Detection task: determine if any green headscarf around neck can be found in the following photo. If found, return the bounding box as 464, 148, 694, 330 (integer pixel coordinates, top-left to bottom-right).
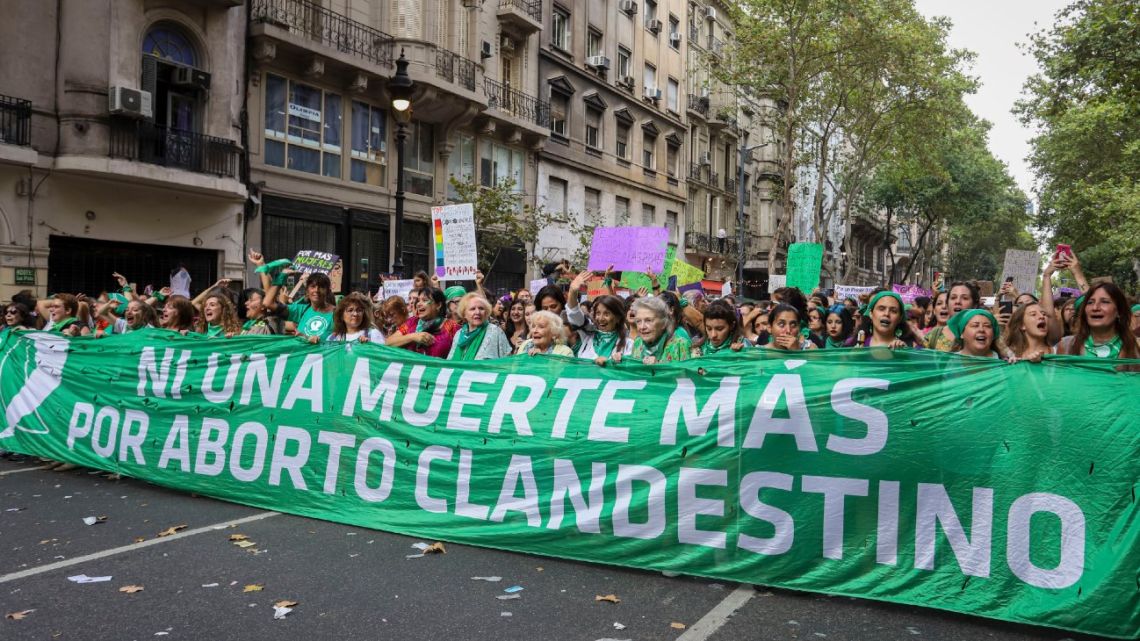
947, 308, 1000, 342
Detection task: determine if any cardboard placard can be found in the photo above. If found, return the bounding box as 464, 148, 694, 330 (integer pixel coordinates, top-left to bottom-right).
293, 250, 340, 274
835, 285, 876, 301
528, 278, 548, 297
785, 243, 824, 294
381, 279, 415, 302
1000, 249, 1040, 295
587, 227, 669, 272
768, 274, 786, 291
430, 203, 479, 280
891, 284, 933, 304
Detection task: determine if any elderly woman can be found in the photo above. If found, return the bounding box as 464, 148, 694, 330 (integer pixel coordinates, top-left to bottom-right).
515, 310, 574, 356
630, 296, 692, 364
449, 293, 513, 360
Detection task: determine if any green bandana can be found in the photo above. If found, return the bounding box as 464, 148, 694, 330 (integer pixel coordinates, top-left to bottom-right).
640, 333, 668, 360
416, 316, 444, 334
703, 337, 733, 354
867, 291, 905, 316
591, 330, 620, 357
256, 259, 294, 287
110, 293, 129, 315
826, 336, 848, 349
205, 324, 225, 339
947, 308, 1000, 342
444, 286, 467, 302
452, 323, 487, 360
52, 317, 78, 333
1084, 334, 1122, 359
1131, 304, 1140, 314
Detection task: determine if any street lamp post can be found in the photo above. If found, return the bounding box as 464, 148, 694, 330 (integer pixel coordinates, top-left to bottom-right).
388, 50, 414, 277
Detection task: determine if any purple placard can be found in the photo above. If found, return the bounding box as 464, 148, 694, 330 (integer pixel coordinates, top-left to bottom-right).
891, 284, 933, 304
587, 226, 669, 272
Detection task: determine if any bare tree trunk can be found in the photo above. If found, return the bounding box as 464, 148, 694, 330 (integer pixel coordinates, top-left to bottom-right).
900, 213, 934, 284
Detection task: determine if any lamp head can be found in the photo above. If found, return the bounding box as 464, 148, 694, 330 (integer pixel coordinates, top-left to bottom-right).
389, 49, 414, 113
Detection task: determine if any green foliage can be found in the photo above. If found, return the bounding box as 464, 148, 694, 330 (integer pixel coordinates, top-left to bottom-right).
448, 176, 553, 274
1015, 0, 1140, 290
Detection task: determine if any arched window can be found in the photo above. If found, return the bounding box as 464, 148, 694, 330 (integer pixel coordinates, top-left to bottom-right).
142, 24, 198, 67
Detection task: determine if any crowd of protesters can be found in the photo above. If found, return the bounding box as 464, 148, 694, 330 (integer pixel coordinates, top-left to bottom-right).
4, 247, 1139, 368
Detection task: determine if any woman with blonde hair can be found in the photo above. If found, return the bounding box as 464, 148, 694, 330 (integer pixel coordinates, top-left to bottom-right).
449, 293, 513, 360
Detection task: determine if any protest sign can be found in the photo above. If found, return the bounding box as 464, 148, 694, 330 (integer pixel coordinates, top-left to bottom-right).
381, 279, 414, 302
768, 274, 786, 291
292, 250, 339, 274
528, 278, 547, 297
587, 227, 669, 272
618, 272, 653, 292
835, 285, 875, 302
430, 203, 479, 280
1000, 249, 1040, 295
786, 243, 824, 294
670, 260, 704, 286
585, 276, 609, 299
2, 332, 1137, 639
891, 284, 933, 304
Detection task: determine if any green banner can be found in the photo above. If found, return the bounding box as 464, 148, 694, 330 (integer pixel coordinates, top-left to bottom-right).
2, 330, 1137, 639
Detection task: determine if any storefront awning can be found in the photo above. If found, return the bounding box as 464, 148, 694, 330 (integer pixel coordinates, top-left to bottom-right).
701, 279, 723, 293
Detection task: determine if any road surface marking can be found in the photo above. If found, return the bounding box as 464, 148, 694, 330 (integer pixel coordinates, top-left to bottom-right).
0, 464, 52, 476
0, 511, 281, 584
676, 584, 756, 641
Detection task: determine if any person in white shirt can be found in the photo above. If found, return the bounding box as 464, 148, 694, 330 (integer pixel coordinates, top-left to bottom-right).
317, 292, 385, 344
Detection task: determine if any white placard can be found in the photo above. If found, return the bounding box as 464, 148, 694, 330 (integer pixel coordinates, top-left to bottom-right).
381, 279, 414, 302
430, 203, 479, 281
1000, 249, 1040, 295
768, 274, 786, 291
528, 278, 547, 296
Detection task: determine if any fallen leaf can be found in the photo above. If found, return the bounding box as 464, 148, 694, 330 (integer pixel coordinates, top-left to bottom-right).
233, 540, 257, 548
243, 584, 264, 593
157, 524, 187, 537
229, 534, 248, 541
133, 537, 146, 543
425, 542, 446, 554
671, 622, 687, 630
5, 610, 35, 620
273, 600, 298, 608
273, 606, 293, 620
119, 585, 145, 594
595, 594, 621, 603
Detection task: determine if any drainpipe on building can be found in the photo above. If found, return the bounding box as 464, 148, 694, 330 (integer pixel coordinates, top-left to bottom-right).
239, 2, 255, 284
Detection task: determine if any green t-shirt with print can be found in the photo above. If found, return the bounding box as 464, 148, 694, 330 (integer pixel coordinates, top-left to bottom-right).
288, 301, 334, 339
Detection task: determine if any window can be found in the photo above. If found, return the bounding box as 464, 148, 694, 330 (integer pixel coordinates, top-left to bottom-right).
263, 74, 342, 178
642, 204, 656, 227
405, 120, 434, 197
615, 196, 631, 225
550, 92, 568, 137
667, 78, 679, 113
616, 122, 630, 160
666, 210, 678, 243
548, 177, 568, 220
446, 133, 475, 200
617, 46, 631, 80
143, 25, 198, 66
643, 63, 657, 95
552, 6, 571, 51
669, 16, 680, 48
350, 101, 386, 186
585, 107, 602, 150
479, 140, 525, 192
666, 141, 679, 177
587, 29, 602, 58
645, 0, 658, 23
642, 131, 656, 170
585, 187, 602, 218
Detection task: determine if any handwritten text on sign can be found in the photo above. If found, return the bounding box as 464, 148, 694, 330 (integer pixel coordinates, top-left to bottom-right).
587, 227, 669, 272
430, 203, 479, 281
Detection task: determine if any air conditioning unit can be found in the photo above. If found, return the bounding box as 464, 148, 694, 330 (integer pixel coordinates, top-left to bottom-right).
669, 32, 682, 45
586, 55, 611, 70
699, 151, 712, 165
481, 40, 493, 59
173, 66, 211, 91
618, 75, 635, 88
618, 0, 637, 15
500, 36, 516, 53
644, 86, 662, 101
108, 86, 153, 120
705, 6, 717, 20
700, 86, 711, 98
646, 19, 662, 33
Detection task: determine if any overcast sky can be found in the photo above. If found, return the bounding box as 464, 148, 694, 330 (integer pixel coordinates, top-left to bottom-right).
912, 0, 1071, 198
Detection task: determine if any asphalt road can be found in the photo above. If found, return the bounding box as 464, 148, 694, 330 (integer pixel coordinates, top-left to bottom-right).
0, 457, 1111, 641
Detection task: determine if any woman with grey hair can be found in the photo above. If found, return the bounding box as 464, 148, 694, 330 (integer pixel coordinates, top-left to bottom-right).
448, 293, 514, 361
630, 296, 693, 364
515, 310, 574, 357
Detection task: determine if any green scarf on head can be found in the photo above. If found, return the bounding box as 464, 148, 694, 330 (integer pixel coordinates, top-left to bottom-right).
1084, 334, 1122, 359
452, 322, 487, 360
591, 330, 620, 357
947, 308, 1000, 342
1131, 304, 1140, 314
416, 316, 444, 334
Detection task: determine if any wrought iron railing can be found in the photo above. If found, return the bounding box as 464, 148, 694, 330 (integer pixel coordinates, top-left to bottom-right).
499, 0, 541, 21
109, 120, 240, 178
707, 36, 724, 56
484, 78, 550, 128
0, 94, 31, 147
687, 94, 709, 116
725, 177, 737, 193
250, 0, 395, 67
435, 48, 477, 92
689, 24, 700, 43
685, 230, 739, 256
709, 170, 719, 187
689, 162, 704, 182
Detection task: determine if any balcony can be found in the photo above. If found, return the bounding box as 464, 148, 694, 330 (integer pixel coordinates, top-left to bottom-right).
709, 170, 719, 187
707, 36, 725, 57
484, 78, 551, 132
435, 48, 477, 92
685, 230, 740, 257
724, 177, 737, 194
687, 94, 709, 118
0, 94, 31, 147
498, 0, 542, 35
109, 120, 240, 178
689, 162, 705, 182
250, 0, 396, 68
689, 24, 700, 44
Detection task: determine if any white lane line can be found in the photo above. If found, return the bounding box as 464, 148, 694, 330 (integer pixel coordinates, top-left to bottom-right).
0, 465, 52, 476
0, 510, 281, 584
676, 584, 756, 641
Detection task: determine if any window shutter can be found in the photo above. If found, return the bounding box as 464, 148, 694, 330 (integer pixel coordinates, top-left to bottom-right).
141, 55, 158, 121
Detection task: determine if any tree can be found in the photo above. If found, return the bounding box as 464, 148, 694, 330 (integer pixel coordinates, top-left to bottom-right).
1015, 0, 1140, 290
448, 177, 553, 277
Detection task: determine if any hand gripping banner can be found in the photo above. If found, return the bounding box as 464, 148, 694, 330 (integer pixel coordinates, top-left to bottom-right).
1, 330, 1137, 638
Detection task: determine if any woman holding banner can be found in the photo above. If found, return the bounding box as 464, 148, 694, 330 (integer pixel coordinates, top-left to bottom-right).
630, 297, 693, 363
158, 296, 196, 335
823, 305, 856, 348
699, 300, 750, 354
503, 297, 530, 349
566, 271, 631, 364
1005, 303, 1052, 362
515, 310, 574, 357
320, 292, 384, 344
948, 309, 1002, 358
859, 291, 922, 349
388, 288, 458, 357
197, 292, 242, 339
1057, 283, 1140, 359
924, 282, 979, 351
264, 270, 337, 341
449, 293, 513, 361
